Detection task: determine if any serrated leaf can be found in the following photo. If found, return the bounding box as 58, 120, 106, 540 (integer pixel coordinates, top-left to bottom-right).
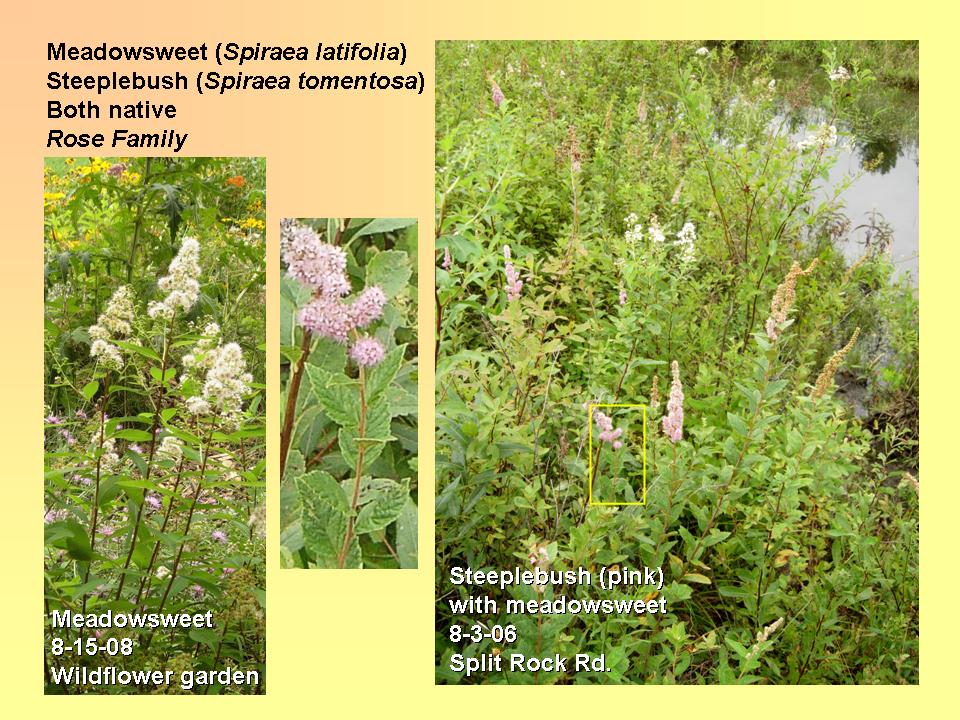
365, 250, 411, 298
338, 400, 392, 467
355, 478, 409, 534
281, 275, 312, 348
396, 497, 417, 568
386, 385, 418, 417
307, 336, 347, 375
296, 470, 350, 568
365, 344, 406, 401
305, 365, 359, 429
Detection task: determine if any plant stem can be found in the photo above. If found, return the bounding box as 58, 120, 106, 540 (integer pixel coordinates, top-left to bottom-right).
80, 377, 110, 614
337, 365, 367, 568
156, 427, 215, 614
116, 318, 172, 600
125, 158, 154, 283
279, 329, 312, 478
687, 347, 774, 564
134, 456, 186, 606
753, 407, 819, 629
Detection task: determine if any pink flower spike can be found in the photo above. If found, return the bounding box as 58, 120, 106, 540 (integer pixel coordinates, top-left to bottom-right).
503, 246, 523, 301
661, 360, 684, 443
491, 81, 505, 108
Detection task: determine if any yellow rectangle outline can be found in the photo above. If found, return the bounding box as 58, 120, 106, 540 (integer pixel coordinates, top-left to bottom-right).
588, 403, 647, 506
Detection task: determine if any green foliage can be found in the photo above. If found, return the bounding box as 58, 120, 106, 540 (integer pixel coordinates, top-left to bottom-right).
280, 218, 418, 569
435, 42, 918, 685
44, 157, 266, 694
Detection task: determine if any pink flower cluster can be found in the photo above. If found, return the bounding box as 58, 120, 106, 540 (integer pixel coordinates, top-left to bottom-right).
350, 336, 386, 367
283, 220, 387, 366
283, 224, 351, 297
491, 81, 505, 108
594, 409, 624, 450
661, 360, 684, 443
503, 245, 523, 302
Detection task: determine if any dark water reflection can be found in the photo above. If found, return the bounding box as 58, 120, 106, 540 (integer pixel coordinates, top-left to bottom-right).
779, 88, 919, 284
824, 133, 918, 283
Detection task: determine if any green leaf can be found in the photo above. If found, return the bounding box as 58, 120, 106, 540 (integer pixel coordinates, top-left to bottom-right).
188, 628, 219, 649
396, 497, 418, 569
280, 545, 297, 568
353, 218, 416, 238
365, 250, 411, 298
338, 401, 392, 467
296, 470, 350, 568
81, 380, 99, 401
281, 275, 312, 347
112, 429, 154, 442
338, 428, 391, 469
63, 521, 92, 561
727, 412, 749, 437
149, 367, 176, 384
307, 337, 347, 375
355, 478, 410, 535
305, 365, 360, 429
364, 344, 406, 401
114, 340, 161, 361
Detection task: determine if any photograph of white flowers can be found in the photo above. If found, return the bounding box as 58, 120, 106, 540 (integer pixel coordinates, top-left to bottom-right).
280, 218, 418, 570
435, 41, 918, 684
43, 157, 266, 694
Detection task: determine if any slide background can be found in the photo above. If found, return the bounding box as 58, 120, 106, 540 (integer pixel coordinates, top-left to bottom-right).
4, 0, 949, 712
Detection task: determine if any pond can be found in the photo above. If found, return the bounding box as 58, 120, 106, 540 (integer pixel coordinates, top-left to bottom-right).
777, 69, 919, 284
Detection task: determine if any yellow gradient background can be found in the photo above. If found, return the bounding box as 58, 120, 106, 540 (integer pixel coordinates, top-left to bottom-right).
3, 0, 949, 714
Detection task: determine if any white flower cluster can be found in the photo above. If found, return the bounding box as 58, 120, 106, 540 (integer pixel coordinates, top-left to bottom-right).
156, 434, 184, 462
797, 123, 838, 151
828, 65, 850, 83
623, 213, 667, 245
623, 212, 644, 245
185, 341, 253, 429
100, 437, 122, 474
695, 46, 710, 57
89, 285, 134, 370
183, 322, 221, 373
648, 216, 666, 245
622, 213, 696, 262
148, 237, 201, 320
675, 221, 697, 263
